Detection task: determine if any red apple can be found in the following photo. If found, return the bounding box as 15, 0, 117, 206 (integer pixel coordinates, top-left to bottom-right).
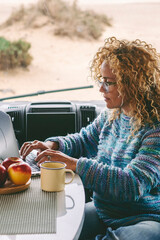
0, 164, 7, 187
8, 162, 31, 185
2, 157, 23, 171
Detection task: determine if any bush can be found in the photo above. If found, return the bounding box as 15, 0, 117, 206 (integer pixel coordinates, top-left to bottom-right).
1, 0, 112, 40
0, 37, 32, 70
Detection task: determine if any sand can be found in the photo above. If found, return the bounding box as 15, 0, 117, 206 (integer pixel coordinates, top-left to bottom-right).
0, 1, 160, 102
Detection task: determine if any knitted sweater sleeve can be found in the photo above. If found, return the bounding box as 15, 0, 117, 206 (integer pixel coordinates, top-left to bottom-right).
76, 126, 160, 202
45, 109, 107, 158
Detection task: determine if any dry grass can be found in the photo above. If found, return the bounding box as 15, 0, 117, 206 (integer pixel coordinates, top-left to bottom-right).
0, 0, 112, 40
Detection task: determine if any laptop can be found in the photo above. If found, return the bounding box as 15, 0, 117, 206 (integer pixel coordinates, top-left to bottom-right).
0, 111, 40, 176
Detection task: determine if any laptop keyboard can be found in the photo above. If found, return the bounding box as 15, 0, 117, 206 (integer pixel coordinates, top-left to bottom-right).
24, 150, 40, 176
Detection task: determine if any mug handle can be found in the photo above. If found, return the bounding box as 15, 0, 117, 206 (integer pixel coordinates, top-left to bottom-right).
65, 169, 75, 184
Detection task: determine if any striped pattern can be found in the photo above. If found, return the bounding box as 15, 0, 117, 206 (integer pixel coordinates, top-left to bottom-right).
46, 109, 160, 228
0, 177, 56, 234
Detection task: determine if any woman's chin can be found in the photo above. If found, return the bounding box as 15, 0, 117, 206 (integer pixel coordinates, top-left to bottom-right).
105, 103, 117, 109
105, 103, 112, 109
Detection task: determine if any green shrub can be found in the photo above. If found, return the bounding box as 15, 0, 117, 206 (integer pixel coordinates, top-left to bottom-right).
0, 37, 32, 70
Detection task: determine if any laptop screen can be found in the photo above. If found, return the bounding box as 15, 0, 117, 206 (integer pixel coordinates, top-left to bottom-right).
0, 111, 20, 161
0, 111, 40, 175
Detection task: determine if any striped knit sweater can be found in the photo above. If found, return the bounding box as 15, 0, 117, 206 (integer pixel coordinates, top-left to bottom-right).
46, 109, 160, 228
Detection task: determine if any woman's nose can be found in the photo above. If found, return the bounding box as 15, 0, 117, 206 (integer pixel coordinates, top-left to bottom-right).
99, 83, 106, 93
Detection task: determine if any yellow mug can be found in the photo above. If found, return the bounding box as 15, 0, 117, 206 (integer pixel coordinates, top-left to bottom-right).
40, 161, 75, 192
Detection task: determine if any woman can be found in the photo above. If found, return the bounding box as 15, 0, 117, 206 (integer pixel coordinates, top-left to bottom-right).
20, 37, 160, 240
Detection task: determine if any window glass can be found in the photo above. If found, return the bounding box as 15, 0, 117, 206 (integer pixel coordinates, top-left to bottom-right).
0, 0, 160, 102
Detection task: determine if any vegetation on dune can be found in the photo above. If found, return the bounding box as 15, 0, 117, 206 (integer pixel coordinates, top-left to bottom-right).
0, 0, 112, 70
0, 37, 32, 70
0, 0, 112, 40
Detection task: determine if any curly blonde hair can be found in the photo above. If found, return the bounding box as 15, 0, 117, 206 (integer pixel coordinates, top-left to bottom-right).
90, 36, 160, 135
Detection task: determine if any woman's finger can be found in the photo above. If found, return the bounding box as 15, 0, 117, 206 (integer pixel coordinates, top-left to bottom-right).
21, 140, 46, 159
20, 141, 32, 155
37, 155, 50, 167
35, 149, 55, 162
20, 141, 34, 157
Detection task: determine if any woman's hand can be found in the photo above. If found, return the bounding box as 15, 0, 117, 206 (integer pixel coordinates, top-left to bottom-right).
20, 140, 59, 160
35, 149, 78, 172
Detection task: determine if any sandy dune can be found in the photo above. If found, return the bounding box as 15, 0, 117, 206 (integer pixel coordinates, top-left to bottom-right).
0, 1, 160, 102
